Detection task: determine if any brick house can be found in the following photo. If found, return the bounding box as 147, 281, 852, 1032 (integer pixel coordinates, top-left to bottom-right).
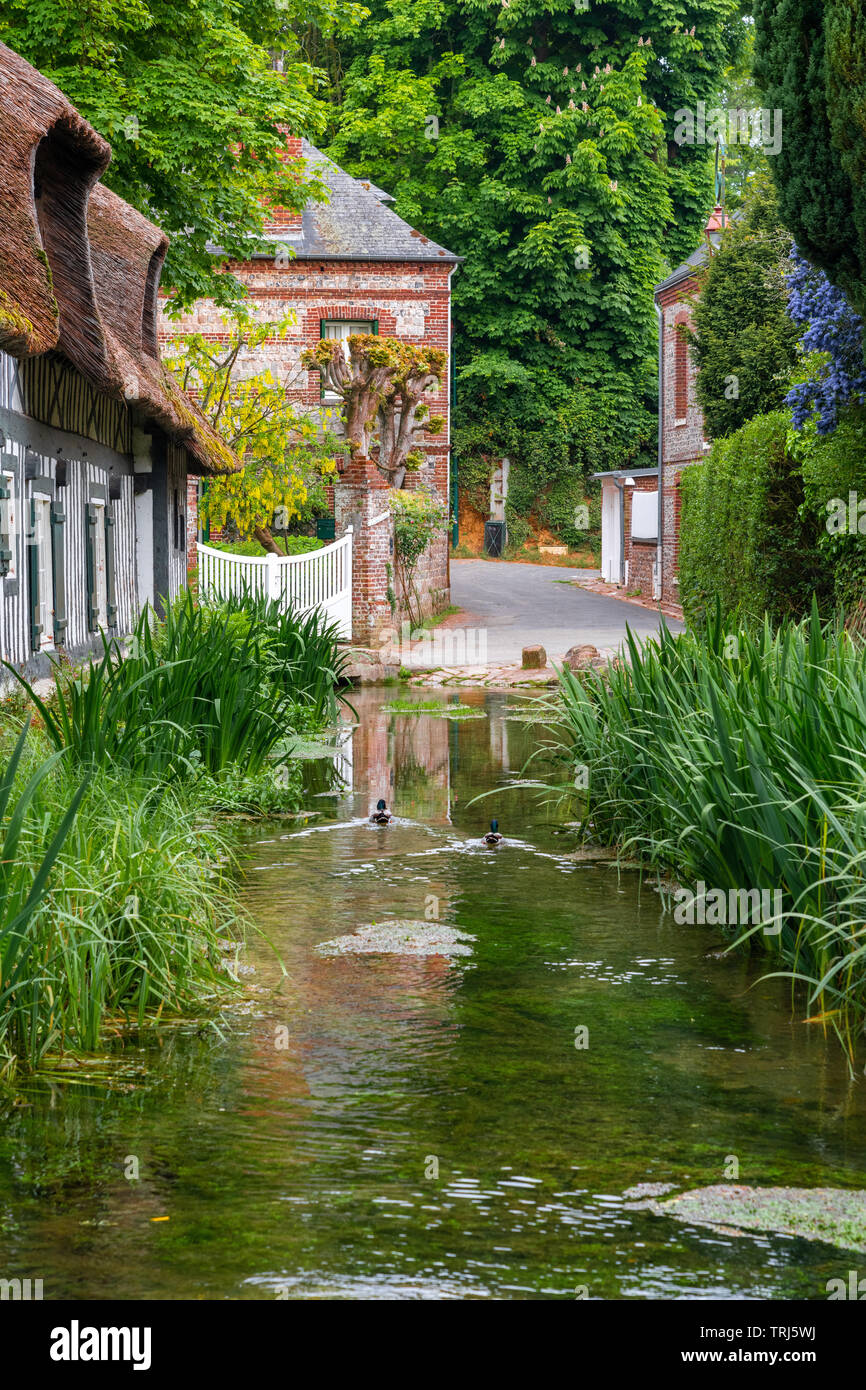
595, 228, 717, 607
163, 138, 460, 643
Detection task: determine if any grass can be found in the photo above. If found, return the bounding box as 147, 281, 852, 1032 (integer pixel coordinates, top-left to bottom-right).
543, 599, 866, 1064
417, 605, 462, 630
0, 588, 348, 1077
452, 542, 598, 567
210, 535, 323, 557
0, 732, 242, 1079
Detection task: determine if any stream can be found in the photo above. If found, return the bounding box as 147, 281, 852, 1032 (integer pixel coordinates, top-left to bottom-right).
1, 687, 865, 1299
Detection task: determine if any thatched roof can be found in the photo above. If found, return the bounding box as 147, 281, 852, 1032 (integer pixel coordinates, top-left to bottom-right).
0, 42, 236, 475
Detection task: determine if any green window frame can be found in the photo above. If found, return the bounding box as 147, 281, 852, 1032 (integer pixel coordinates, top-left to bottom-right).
105, 504, 118, 627
0, 455, 14, 578
27, 491, 53, 651
85, 501, 105, 632
318, 318, 378, 401
50, 500, 67, 644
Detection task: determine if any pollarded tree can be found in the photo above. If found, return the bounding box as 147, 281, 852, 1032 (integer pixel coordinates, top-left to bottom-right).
687, 173, 801, 438
301, 334, 446, 487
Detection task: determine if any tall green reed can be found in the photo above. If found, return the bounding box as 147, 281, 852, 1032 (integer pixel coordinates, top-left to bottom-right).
547, 599, 866, 1060
0, 740, 241, 1077
5, 593, 296, 779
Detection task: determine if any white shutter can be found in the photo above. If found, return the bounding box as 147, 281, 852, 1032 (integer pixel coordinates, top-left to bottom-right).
631, 490, 658, 540
92, 500, 108, 626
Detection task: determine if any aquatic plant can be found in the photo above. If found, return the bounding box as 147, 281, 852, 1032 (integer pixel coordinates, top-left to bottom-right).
210, 590, 352, 721
0, 741, 242, 1076
5, 593, 310, 779
0, 587, 350, 1073
549, 601, 866, 1061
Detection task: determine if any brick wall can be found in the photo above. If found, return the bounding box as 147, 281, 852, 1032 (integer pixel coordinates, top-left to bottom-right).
161, 250, 452, 640
656, 275, 708, 605
622, 475, 659, 596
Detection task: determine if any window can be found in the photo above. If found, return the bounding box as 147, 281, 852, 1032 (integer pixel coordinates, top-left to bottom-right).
27, 491, 53, 650
674, 320, 689, 422
0, 466, 17, 579
319, 319, 377, 401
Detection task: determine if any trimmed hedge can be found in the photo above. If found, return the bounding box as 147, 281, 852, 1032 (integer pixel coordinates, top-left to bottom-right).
794, 411, 866, 613
679, 411, 830, 626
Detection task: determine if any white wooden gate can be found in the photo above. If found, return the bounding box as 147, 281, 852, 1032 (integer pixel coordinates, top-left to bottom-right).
197, 529, 353, 639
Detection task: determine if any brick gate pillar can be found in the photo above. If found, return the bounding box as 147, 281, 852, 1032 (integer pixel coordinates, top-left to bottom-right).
333, 458, 394, 645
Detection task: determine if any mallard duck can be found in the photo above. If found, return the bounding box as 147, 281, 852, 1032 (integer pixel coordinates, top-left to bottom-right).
370, 798, 392, 825
484, 818, 503, 845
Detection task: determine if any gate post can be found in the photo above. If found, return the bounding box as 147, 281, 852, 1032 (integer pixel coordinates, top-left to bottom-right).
333, 458, 393, 646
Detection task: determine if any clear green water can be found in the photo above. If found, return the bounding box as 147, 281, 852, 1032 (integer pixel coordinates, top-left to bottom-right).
1, 688, 865, 1299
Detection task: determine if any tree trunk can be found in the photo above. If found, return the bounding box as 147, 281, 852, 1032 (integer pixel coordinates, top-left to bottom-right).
254, 524, 282, 555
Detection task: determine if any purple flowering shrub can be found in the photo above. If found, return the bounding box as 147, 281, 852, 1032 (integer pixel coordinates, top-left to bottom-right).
785, 247, 866, 433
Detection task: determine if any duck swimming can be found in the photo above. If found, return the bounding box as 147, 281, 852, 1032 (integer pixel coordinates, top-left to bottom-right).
484, 818, 503, 845
370, 798, 392, 825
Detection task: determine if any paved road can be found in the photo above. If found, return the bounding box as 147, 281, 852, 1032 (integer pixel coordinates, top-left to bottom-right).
448, 559, 683, 666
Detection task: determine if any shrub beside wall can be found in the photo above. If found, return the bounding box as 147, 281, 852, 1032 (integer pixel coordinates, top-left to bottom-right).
679, 411, 830, 626
794, 411, 866, 614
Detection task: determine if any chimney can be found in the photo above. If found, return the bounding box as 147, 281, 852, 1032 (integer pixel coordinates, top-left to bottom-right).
263, 131, 305, 233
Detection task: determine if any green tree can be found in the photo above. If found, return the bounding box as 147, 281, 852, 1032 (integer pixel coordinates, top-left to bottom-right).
164, 307, 339, 551
687, 173, 800, 438
321, 0, 747, 516
754, 0, 866, 319
679, 410, 829, 625
0, 0, 365, 308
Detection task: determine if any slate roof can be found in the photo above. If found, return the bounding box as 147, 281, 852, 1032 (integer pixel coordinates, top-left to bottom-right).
654, 241, 708, 296
654, 207, 743, 296
260, 139, 460, 264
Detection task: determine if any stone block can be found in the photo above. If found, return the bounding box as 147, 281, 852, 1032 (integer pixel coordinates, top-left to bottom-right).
563, 644, 600, 671
522, 644, 547, 670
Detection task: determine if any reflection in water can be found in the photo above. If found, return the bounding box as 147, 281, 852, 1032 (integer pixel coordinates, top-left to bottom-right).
1, 688, 865, 1300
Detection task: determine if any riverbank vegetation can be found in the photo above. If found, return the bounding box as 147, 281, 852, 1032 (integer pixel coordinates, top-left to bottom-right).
0, 594, 348, 1079
551, 607, 866, 1064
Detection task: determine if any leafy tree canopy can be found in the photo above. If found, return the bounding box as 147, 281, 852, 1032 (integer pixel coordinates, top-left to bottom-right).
754, 0, 866, 319
323, 0, 748, 472
164, 307, 339, 549
688, 172, 800, 439
0, 0, 366, 307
